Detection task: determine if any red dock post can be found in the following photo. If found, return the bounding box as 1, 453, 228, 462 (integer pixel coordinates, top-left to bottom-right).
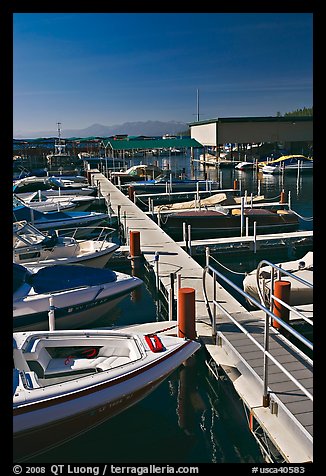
233, 179, 238, 190
128, 185, 135, 202
177, 287, 196, 340
129, 230, 141, 269
272, 280, 291, 329
279, 190, 286, 204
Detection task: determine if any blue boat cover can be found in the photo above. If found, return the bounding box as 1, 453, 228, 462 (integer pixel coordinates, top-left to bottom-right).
13, 263, 117, 294
13, 205, 100, 223
13, 263, 31, 293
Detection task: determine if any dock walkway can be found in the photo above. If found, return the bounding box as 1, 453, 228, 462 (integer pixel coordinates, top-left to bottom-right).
91, 171, 313, 463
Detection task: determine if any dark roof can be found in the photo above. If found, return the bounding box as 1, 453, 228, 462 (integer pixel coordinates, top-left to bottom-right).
101, 137, 203, 150
188, 116, 313, 126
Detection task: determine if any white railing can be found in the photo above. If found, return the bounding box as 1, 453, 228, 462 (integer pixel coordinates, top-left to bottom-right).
203, 247, 313, 408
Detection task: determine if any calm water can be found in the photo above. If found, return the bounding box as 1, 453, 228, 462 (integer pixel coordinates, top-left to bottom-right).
21, 156, 313, 464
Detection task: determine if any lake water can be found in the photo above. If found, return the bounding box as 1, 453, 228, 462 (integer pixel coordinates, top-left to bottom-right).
20, 156, 313, 465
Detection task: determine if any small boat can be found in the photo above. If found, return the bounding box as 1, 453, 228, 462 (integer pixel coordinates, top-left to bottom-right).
13, 328, 201, 460
157, 206, 300, 240
13, 176, 98, 197
13, 262, 143, 331
13, 193, 77, 213
46, 176, 99, 196
235, 161, 256, 171
121, 173, 219, 194
13, 203, 112, 235
13, 221, 119, 268
110, 164, 163, 184
15, 191, 99, 212
259, 155, 313, 174
243, 251, 313, 308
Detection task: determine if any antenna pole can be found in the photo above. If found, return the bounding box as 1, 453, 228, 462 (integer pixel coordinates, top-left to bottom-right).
196, 89, 200, 121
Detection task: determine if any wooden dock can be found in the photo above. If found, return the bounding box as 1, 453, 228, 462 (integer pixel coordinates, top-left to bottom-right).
91, 171, 313, 463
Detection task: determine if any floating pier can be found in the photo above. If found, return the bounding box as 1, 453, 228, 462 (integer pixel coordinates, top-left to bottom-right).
90, 170, 313, 463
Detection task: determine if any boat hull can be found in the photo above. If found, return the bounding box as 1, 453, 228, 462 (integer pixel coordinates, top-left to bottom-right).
160, 209, 299, 239
13, 287, 139, 331
13, 375, 166, 461
13, 335, 200, 461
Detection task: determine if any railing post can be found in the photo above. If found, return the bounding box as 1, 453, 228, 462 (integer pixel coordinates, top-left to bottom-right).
154, 251, 160, 295
263, 310, 270, 407
48, 296, 55, 331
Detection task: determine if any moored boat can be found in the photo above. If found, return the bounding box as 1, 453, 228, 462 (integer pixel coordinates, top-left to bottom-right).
259, 155, 313, 174
157, 206, 300, 240
13, 221, 119, 268
243, 251, 313, 308
120, 173, 219, 194
13, 202, 112, 235
13, 262, 142, 331
13, 329, 201, 461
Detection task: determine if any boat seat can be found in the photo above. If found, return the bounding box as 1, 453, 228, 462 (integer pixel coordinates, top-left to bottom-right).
26, 348, 52, 378
96, 356, 131, 371
44, 356, 108, 378
25, 343, 141, 378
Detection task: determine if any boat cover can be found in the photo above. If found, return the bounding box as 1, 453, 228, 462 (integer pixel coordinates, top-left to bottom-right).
13, 205, 102, 222
14, 264, 117, 294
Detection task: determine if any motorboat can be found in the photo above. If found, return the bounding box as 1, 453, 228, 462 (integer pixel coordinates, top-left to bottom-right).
13, 176, 98, 197
152, 192, 266, 213
120, 173, 219, 194
13, 202, 113, 235
13, 221, 119, 268
13, 262, 143, 331
235, 161, 256, 171
13, 193, 77, 213
243, 251, 313, 308
46, 176, 99, 196
110, 164, 163, 184
259, 155, 313, 174
15, 191, 99, 212
157, 206, 299, 240
13, 328, 201, 460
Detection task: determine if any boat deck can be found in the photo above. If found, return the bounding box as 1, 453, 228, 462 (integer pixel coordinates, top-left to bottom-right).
91, 170, 313, 463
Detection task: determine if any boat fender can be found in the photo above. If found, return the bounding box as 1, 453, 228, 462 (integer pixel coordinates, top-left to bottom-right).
277, 209, 289, 215
231, 209, 241, 216
144, 334, 165, 352
81, 348, 98, 358
64, 348, 98, 364
65, 355, 74, 365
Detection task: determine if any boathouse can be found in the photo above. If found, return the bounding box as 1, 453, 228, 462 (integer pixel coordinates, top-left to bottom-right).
189, 116, 313, 153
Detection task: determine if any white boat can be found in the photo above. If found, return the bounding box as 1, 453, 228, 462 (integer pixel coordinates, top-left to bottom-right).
13, 176, 98, 197
260, 155, 313, 174
13, 193, 77, 213
110, 164, 163, 184
13, 203, 112, 235
15, 191, 99, 212
243, 251, 313, 308
13, 221, 119, 269
13, 262, 143, 331
13, 329, 201, 460
235, 161, 256, 171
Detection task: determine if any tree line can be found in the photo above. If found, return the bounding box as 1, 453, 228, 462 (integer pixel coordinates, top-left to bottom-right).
277, 107, 313, 117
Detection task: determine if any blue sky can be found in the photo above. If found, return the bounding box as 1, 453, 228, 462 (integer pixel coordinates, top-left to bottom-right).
13, 13, 313, 136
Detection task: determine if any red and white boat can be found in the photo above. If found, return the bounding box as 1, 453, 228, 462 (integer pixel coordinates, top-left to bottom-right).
13, 329, 201, 460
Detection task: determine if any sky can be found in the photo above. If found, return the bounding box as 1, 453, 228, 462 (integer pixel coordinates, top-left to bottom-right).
13, 12, 313, 137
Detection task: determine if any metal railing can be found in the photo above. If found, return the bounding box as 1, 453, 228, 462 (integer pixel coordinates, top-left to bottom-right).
203, 247, 313, 407
255, 259, 313, 327
13, 225, 117, 264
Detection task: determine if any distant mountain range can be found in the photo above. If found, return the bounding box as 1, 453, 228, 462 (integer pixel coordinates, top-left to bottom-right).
14, 120, 190, 139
